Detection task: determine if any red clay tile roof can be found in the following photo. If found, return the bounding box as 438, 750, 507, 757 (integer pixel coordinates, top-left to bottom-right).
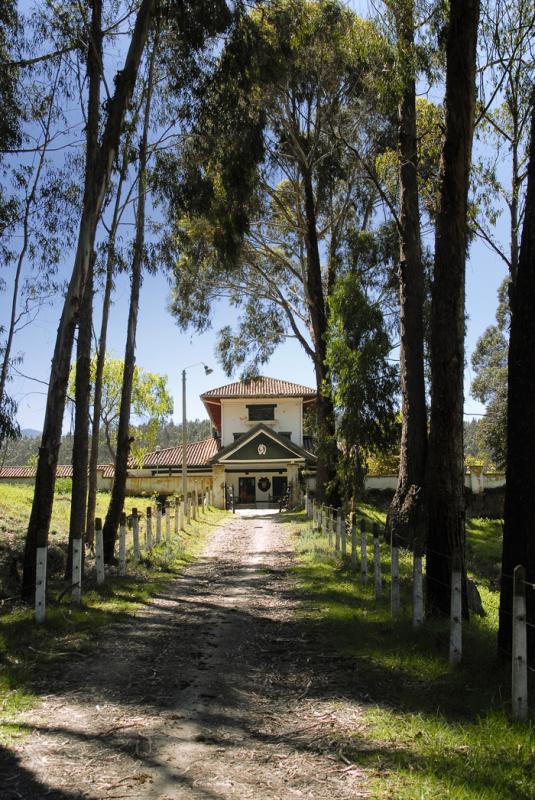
201, 376, 316, 399
0, 465, 75, 479
143, 438, 219, 467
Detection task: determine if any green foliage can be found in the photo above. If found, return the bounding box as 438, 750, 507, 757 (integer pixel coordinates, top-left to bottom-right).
68, 355, 173, 462
326, 272, 399, 498
470, 279, 509, 468
157, 0, 396, 377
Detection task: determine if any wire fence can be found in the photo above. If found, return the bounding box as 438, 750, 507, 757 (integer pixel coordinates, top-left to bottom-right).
306, 494, 532, 722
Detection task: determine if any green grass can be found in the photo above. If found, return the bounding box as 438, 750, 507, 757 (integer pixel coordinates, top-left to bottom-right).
282, 510, 535, 800
0, 484, 228, 743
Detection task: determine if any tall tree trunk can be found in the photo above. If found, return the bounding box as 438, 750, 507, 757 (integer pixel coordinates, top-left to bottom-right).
21, 0, 156, 601
86, 163, 130, 546
102, 43, 155, 562
302, 169, 338, 505
498, 93, 535, 662
66, 255, 94, 581
65, 0, 103, 581
425, 0, 480, 616
386, 1, 427, 551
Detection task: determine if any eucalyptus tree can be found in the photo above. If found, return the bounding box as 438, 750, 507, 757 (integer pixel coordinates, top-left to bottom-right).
326, 272, 399, 509
22, 0, 158, 601
499, 92, 535, 662
159, 0, 393, 503
425, 0, 480, 616
102, 37, 158, 562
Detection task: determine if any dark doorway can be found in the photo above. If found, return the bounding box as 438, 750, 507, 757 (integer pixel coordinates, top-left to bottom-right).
239, 477, 256, 503
272, 476, 288, 501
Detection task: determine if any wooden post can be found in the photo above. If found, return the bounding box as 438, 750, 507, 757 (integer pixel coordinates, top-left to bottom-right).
193, 489, 198, 520
118, 512, 126, 576
373, 522, 382, 600
165, 503, 170, 541
95, 517, 105, 585
35, 545, 47, 623
71, 537, 82, 604
335, 510, 341, 552
180, 499, 185, 531
351, 518, 357, 571
174, 497, 179, 535
186, 494, 191, 525
449, 551, 462, 665
360, 519, 367, 585
132, 508, 140, 562
146, 506, 153, 549
391, 542, 400, 616
512, 565, 528, 721
413, 553, 423, 627
156, 505, 162, 543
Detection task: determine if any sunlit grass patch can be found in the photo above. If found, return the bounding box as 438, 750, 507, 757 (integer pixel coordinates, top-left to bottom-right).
283, 509, 535, 800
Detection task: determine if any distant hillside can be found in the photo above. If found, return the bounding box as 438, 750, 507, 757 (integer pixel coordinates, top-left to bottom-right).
21, 428, 41, 438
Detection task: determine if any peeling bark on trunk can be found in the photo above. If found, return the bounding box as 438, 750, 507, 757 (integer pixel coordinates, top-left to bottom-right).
499, 94, 535, 663
21, 0, 156, 601
86, 166, 127, 546
102, 44, 155, 562
302, 169, 338, 505
386, 2, 427, 551
66, 254, 94, 581
426, 0, 480, 616
65, 0, 103, 580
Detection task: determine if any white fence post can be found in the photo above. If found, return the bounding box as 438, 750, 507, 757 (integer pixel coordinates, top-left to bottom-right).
341, 512, 347, 558
186, 495, 191, 525
335, 510, 341, 552
193, 490, 198, 521
413, 553, 423, 627
360, 519, 367, 585
373, 522, 382, 600
156, 505, 162, 543
449, 551, 462, 665
174, 498, 179, 535
165, 503, 171, 541
35, 545, 47, 623
146, 506, 153, 549
512, 565, 528, 721
180, 499, 185, 531
118, 512, 126, 576
351, 518, 357, 571
95, 517, 105, 585
391, 540, 400, 616
132, 508, 140, 562
71, 537, 82, 604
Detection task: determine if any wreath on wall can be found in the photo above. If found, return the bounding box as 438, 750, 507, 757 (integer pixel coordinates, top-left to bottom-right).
258, 477, 271, 492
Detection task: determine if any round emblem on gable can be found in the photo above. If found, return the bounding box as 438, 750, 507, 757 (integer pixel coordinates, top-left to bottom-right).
257, 443, 267, 456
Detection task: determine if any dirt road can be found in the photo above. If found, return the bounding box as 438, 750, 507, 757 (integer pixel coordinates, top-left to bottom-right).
3, 512, 369, 800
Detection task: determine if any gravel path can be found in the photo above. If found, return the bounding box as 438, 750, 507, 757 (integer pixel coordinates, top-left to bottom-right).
3, 512, 370, 800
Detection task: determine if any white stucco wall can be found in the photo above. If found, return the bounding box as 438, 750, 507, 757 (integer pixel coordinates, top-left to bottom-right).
220, 398, 303, 447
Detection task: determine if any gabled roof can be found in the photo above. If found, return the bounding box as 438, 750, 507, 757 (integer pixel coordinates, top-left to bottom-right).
201, 376, 316, 399
210, 423, 316, 464
201, 375, 316, 430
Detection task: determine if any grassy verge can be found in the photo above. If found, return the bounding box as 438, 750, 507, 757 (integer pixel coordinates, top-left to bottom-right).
282, 509, 535, 800
0, 493, 228, 743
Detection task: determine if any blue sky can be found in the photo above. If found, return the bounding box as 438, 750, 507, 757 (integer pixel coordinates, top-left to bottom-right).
1, 0, 510, 433
4, 227, 506, 432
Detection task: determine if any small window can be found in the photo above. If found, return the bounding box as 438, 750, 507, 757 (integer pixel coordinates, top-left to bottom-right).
247, 404, 276, 421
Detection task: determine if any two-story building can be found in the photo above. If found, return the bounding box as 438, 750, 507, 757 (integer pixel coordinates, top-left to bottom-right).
201, 376, 317, 508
